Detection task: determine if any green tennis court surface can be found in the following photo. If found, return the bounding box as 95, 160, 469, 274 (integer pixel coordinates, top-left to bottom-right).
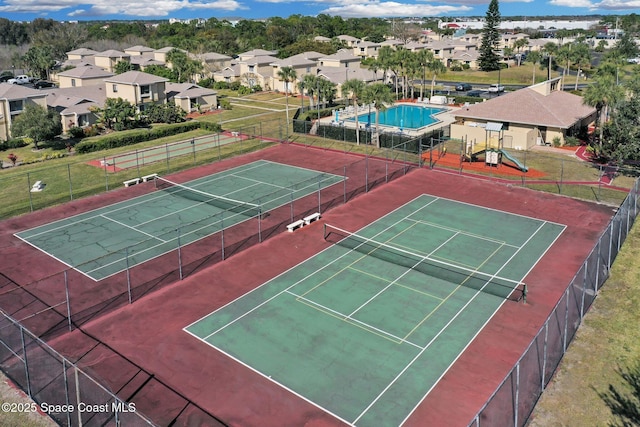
15, 160, 343, 281
185, 195, 565, 426
102, 132, 240, 170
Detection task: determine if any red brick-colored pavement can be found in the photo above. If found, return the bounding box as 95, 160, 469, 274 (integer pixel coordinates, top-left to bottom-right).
0, 143, 615, 426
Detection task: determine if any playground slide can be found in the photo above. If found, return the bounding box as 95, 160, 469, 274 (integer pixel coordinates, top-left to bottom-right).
499, 149, 528, 172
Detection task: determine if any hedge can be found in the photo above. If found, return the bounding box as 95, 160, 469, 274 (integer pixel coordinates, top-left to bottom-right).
0, 138, 28, 151
75, 121, 221, 154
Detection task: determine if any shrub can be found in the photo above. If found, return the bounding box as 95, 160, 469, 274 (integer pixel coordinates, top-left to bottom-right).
564, 136, 581, 147
214, 81, 230, 90
237, 85, 251, 95
68, 126, 85, 139
75, 121, 201, 154
219, 99, 232, 110
552, 136, 562, 147
0, 138, 28, 151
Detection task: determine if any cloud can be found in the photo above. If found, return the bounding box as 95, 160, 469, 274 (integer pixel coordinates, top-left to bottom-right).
548, 0, 593, 6
320, 1, 472, 17
594, 0, 640, 8
0, 0, 243, 16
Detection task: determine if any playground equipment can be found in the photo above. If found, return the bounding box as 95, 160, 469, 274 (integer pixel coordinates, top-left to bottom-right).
461, 122, 528, 173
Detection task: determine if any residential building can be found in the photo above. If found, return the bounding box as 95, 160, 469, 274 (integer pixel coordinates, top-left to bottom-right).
451, 78, 596, 149
165, 83, 217, 113
0, 83, 48, 141
104, 71, 168, 112
57, 66, 115, 88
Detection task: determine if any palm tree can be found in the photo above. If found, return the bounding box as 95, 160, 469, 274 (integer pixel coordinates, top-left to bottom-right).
583, 73, 624, 149
556, 44, 573, 90
302, 74, 318, 110
416, 49, 435, 101
362, 83, 394, 148
526, 50, 542, 85
428, 59, 447, 99
342, 78, 366, 145
277, 66, 297, 139
572, 43, 591, 90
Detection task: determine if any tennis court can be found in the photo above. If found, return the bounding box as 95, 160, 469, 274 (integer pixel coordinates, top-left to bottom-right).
97, 132, 242, 171
186, 195, 565, 426
15, 160, 344, 281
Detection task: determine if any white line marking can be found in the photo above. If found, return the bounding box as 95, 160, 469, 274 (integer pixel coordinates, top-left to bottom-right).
100, 214, 168, 243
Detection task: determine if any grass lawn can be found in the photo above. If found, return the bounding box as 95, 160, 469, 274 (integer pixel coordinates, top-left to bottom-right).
529, 220, 640, 426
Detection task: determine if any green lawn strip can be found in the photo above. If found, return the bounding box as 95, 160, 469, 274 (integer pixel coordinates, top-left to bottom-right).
529, 221, 640, 426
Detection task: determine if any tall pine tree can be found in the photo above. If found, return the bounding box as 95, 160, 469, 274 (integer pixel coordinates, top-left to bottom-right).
478, 0, 501, 72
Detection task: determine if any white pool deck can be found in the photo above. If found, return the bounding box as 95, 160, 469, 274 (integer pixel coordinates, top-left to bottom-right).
318, 101, 462, 138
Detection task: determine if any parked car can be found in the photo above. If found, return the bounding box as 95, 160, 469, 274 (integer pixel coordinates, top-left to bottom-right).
455, 83, 472, 92
487, 84, 505, 93
466, 90, 484, 98
0, 73, 14, 83
8, 75, 33, 85
34, 80, 57, 89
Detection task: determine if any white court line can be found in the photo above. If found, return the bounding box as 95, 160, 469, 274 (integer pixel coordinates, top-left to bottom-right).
87, 170, 345, 279
183, 328, 355, 427
99, 214, 168, 243
405, 217, 520, 249
198, 197, 441, 340
347, 227, 461, 320
15, 161, 271, 240
354, 220, 550, 425
284, 290, 424, 350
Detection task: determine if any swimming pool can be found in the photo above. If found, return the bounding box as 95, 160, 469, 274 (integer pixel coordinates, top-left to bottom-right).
347, 104, 446, 129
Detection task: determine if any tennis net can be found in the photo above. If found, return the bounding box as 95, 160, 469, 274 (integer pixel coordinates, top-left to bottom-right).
155, 176, 261, 218
323, 224, 526, 302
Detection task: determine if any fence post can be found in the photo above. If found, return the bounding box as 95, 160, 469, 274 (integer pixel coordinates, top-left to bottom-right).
125, 247, 132, 304
563, 287, 569, 352
68, 164, 74, 201
343, 166, 347, 205
20, 325, 32, 398
514, 362, 520, 427
27, 172, 34, 212
221, 211, 225, 261
542, 320, 549, 391
63, 359, 72, 427
176, 228, 183, 280
64, 270, 72, 331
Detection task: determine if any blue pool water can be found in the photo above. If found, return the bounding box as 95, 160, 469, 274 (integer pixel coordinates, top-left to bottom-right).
347, 104, 445, 129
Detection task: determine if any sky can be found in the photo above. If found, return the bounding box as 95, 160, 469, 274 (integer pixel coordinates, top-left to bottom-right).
0, 0, 638, 23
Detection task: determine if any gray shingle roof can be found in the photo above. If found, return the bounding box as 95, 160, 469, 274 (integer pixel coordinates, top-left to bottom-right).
104, 71, 169, 85
454, 87, 596, 129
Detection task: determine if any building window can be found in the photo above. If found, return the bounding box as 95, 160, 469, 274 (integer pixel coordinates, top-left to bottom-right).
112, 84, 118, 93
78, 114, 89, 127
248, 65, 255, 73
9, 100, 23, 113
71, 79, 76, 87
140, 85, 150, 98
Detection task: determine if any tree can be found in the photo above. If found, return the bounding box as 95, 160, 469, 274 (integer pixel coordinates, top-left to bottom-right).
21, 45, 55, 80
91, 98, 140, 131
428, 59, 447, 98
526, 50, 542, 85
598, 362, 640, 426
342, 78, 366, 145
583, 73, 624, 150
114, 60, 134, 74
361, 83, 394, 148
614, 32, 640, 59
572, 43, 591, 90
166, 48, 202, 83
10, 105, 61, 149
478, 0, 502, 72
143, 103, 186, 124
301, 74, 318, 110
601, 90, 640, 163
277, 66, 297, 140
416, 49, 435, 101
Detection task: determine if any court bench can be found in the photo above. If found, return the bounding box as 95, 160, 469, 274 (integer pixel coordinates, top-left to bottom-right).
141, 173, 158, 182
304, 212, 321, 225
287, 219, 305, 232
123, 178, 141, 187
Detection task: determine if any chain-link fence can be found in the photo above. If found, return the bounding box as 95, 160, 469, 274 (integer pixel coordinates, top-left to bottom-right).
467, 178, 640, 427
0, 310, 156, 426
422, 138, 633, 207
0, 127, 270, 219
